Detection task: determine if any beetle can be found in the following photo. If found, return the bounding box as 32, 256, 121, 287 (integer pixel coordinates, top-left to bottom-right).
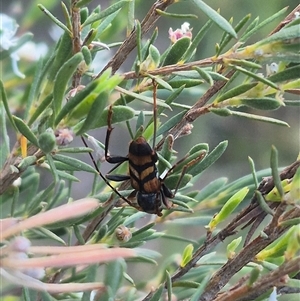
101, 80, 204, 216
104, 113, 174, 216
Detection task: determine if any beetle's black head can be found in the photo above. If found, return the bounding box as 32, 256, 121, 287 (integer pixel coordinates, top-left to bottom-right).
136, 192, 161, 215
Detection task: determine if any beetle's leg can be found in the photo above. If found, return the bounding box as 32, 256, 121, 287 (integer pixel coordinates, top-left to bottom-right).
105, 105, 129, 165
160, 186, 172, 209
162, 152, 206, 195
106, 174, 131, 182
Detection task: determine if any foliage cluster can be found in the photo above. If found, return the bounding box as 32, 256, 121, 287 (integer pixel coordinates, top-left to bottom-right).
0, 1, 299, 301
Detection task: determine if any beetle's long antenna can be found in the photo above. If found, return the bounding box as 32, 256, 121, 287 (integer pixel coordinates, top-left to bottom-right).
152, 78, 158, 150
80, 136, 134, 207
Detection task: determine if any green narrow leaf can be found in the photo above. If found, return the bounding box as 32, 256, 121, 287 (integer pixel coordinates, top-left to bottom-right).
17, 156, 37, 172
256, 227, 296, 261
208, 187, 249, 230
127, 0, 135, 34
183, 19, 213, 61
53, 52, 84, 116
210, 107, 232, 116
54, 80, 99, 126
270, 145, 284, 198
180, 244, 194, 267
28, 94, 53, 126
38, 4, 72, 34
268, 65, 300, 83
248, 266, 262, 286
22, 287, 31, 301
240, 7, 288, 42
166, 270, 172, 301
0, 103, 9, 169
104, 260, 125, 296
238, 97, 282, 110
148, 75, 173, 91
255, 190, 275, 215
229, 110, 289, 127
256, 22, 299, 49
57, 147, 93, 153
241, 17, 259, 42
95, 9, 122, 40
232, 65, 278, 90
194, 67, 214, 85
74, 105, 135, 132
52, 154, 98, 173
163, 37, 191, 66
75, 92, 108, 135
156, 10, 198, 19
24, 58, 44, 121
80, 7, 90, 26
189, 140, 228, 176
226, 59, 262, 69
195, 177, 228, 202
290, 165, 300, 203
248, 156, 258, 188
215, 82, 258, 103
190, 274, 211, 301
148, 285, 164, 301
73, 224, 85, 245
47, 31, 72, 82
116, 87, 171, 109
167, 78, 204, 89
75, 0, 94, 8
217, 14, 251, 55
13, 116, 39, 146
135, 111, 145, 133
46, 154, 59, 183
171, 148, 207, 176
81, 45, 92, 65
284, 100, 300, 106
61, 1, 72, 31
82, 0, 129, 27
136, 20, 142, 63
227, 236, 242, 259
157, 135, 174, 173
0, 80, 17, 130
280, 218, 300, 227
40, 291, 53, 301
191, 0, 237, 38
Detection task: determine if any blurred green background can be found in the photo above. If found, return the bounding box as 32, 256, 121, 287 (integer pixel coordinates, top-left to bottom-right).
1, 0, 299, 193
1, 2, 299, 299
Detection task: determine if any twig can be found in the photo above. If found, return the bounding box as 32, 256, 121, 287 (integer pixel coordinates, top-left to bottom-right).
0, 144, 43, 195
71, 0, 82, 88
141, 159, 300, 301
214, 256, 300, 301
197, 208, 300, 301
95, 0, 176, 77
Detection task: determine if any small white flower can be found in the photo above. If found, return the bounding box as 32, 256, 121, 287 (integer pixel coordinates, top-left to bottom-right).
169, 22, 193, 44
0, 14, 25, 78
268, 287, 278, 301
181, 22, 191, 33
12, 177, 22, 187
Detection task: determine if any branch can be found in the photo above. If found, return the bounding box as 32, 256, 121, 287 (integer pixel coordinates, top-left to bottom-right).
141, 159, 300, 301
71, 0, 82, 88
96, 0, 175, 77
214, 256, 300, 301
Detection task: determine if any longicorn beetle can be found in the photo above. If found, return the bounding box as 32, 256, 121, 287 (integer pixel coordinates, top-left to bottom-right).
94, 80, 204, 216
